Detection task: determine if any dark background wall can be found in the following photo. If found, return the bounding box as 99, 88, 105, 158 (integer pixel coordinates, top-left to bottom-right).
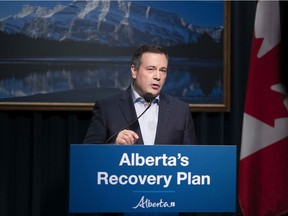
0, 2, 258, 216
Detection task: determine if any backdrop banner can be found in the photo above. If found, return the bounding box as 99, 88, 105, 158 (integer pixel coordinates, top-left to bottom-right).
69, 144, 236, 213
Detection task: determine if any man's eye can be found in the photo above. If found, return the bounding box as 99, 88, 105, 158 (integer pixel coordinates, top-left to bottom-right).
160, 69, 167, 73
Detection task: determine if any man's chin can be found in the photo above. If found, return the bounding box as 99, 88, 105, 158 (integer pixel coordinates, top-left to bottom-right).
149, 90, 161, 97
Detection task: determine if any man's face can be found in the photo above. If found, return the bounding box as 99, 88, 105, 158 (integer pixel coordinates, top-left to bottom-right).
131, 52, 168, 98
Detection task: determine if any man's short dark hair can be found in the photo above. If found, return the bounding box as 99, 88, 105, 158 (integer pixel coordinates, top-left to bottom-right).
131, 45, 169, 70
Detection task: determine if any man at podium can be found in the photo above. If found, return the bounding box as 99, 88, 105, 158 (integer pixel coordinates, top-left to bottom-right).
83, 45, 197, 146
81, 45, 200, 215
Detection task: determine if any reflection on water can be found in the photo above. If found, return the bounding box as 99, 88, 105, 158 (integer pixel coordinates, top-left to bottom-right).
0, 57, 223, 104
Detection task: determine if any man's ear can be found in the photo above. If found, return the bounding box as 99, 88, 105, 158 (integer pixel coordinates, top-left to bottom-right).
131, 65, 137, 79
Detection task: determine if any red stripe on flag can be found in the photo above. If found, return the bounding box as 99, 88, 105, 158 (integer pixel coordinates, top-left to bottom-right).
239, 138, 288, 216
239, 1, 288, 215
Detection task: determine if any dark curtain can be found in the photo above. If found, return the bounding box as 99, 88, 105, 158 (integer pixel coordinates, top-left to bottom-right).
0, 2, 257, 216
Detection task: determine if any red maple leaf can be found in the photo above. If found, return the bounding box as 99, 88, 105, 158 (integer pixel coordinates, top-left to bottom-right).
244, 37, 288, 126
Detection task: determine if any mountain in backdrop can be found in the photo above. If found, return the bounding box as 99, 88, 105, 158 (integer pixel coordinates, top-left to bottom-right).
0, 0, 223, 47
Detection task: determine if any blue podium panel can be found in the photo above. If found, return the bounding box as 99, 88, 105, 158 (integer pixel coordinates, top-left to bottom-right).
69, 145, 236, 213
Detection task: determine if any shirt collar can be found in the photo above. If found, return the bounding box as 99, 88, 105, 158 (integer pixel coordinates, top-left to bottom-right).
131, 83, 159, 104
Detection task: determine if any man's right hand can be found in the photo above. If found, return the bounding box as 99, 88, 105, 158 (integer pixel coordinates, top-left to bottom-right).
115, 129, 139, 145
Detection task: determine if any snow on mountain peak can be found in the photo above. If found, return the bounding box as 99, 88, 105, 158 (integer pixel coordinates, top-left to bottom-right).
78, 0, 100, 19
0, 0, 222, 46
146, 6, 150, 19
15, 4, 40, 18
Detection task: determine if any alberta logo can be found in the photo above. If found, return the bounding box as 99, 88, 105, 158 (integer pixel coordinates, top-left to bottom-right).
133, 196, 175, 209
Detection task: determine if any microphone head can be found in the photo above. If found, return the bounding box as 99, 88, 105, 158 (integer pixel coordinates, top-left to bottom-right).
144, 93, 154, 103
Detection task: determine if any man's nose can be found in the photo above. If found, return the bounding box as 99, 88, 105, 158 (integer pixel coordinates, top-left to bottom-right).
153, 70, 161, 80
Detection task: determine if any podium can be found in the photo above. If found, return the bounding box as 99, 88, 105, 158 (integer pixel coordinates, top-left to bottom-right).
69, 144, 236, 213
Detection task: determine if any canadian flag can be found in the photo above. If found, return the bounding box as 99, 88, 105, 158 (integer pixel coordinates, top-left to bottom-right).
238, 0, 288, 216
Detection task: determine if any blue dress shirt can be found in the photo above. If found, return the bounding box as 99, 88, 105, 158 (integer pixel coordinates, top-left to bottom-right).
131, 85, 159, 145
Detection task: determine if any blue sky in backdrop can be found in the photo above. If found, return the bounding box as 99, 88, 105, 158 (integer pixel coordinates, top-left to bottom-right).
0, 1, 224, 27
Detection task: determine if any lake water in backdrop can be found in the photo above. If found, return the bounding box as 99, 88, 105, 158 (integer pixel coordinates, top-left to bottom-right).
0, 57, 223, 104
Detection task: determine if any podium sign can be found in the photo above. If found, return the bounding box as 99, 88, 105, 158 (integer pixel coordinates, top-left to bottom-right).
69, 145, 236, 213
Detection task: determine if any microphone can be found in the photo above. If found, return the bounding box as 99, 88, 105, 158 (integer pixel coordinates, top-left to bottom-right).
143, 93, 154, 104
105, 93, 154, 143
